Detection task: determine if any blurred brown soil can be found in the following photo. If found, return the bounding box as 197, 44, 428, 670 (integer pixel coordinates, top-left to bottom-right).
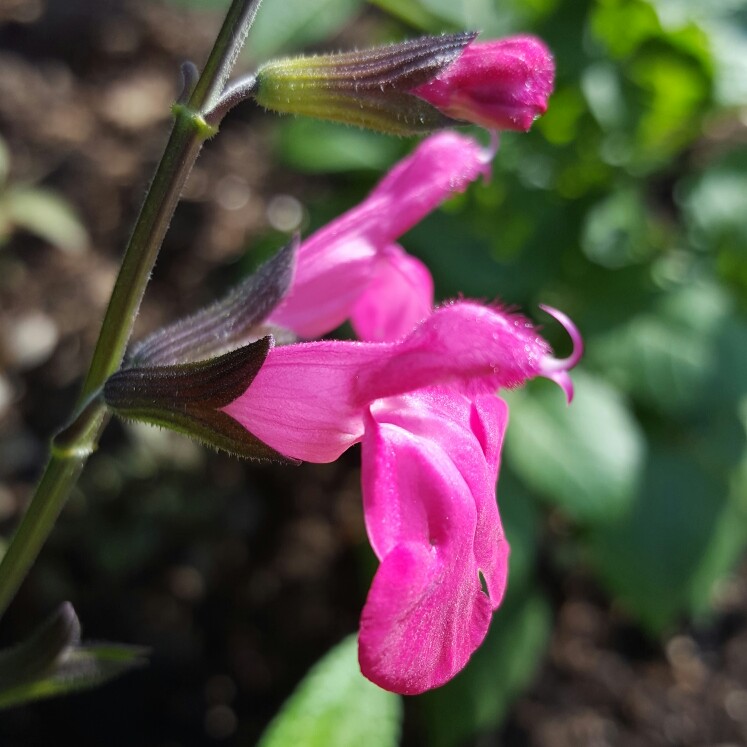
1, 2, 747, 746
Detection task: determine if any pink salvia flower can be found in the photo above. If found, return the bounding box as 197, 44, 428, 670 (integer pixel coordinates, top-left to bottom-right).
223, 301, 580, 463
410, 36, 555, 131
220, 302, 580, 692
267, 132, 490, 341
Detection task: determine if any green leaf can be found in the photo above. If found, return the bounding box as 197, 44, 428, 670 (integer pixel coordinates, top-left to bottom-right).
504, 370, 646, 525
497, 470, 542, 592
581, 187, 652, 268
371, 0, 548, 34
581, 62, 628, 131
164, 0, 364, 60
419, 589, 551, 747
247, 0, 364, 62
587, 421, 747, 633
590, 0, 661, 58
367, 0, 449, 31
650, 0, 747, 105
0, 603, 147, 709
627, 36, 711, 163
706, 18, 747, 106
0, 602, 78, 690
681, 148, 747, 249
590, 282, 747, 416
5, 187, 88, 253
277, 119, 402, 173
680, 149, 747, 295
257, 635, 403, 747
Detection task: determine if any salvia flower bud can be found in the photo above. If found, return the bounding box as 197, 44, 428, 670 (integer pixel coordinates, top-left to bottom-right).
410, 35, 555, 131
254, 32, 476, 135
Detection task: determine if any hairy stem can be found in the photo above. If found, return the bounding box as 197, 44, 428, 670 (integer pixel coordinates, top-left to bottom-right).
189, 0, 263, 111
0, 0, 263, 620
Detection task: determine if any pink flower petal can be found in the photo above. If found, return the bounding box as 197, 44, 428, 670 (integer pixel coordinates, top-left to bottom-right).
222, 302, 552, 462
367, 389, 509, 605
411, 36, 555, 131
464, 394, 510, 604
222, 339, 381, 462
266, 236, 377, 340
267, 133, 489, 339
359, 542, 493, 695
351, 244, 434, 342
358, 389, 509, 694
366, 131, 491, 238
358, 302, 551, 400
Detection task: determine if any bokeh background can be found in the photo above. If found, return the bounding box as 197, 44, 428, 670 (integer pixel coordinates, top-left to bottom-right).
1, 0, 747, 744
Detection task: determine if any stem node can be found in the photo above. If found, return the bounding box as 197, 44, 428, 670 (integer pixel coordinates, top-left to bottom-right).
171, 103, 220, 139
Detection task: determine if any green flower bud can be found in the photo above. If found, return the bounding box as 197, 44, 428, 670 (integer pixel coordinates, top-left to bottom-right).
255, 32, 476, 135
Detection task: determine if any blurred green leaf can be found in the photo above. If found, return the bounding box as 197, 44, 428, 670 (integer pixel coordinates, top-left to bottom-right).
369, 0, 550, 35
590, 0, 661, 58
276, 119, 402, 173
504, 370, 646, 525
581, 186, 652, 268
0, 603, 147, 709
257, 635, 403, 747
2, 187, 88, 253
651, 0, 747, 105
368, 0, 486, 32
406, 181, 573, 301
590, 281, 747, 415
367, 0, 448, 31
0, 603, 78, 691
164, 0, 364, 59
535, 86, 587, 146
247, 0, 364, 61
498, 471, 542, 592
419, 589, 551, 747
406, 211, 506, 299
681, 148, 747, 250
581, 62, 628, 131
627, 37, 711, 164
588, 421, 747, 633
676, 146, 747, 298
705, 18, 747, 106
588, 1, 712, 170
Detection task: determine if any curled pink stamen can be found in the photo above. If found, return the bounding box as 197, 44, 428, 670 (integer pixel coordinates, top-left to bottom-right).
538, 304, 583, 402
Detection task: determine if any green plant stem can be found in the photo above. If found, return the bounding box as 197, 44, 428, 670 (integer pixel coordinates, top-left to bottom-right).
0, 458, 86, 618
190, 0, 263, 111
0, 0, 263, 620
78, 116, 208, 401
